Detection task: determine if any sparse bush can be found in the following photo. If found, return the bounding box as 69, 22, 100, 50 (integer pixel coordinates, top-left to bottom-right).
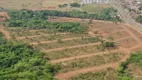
70, 3, 80, 7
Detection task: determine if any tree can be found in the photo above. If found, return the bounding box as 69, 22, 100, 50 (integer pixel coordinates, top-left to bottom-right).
70, 3, 80, 7
0, 41, 56, 80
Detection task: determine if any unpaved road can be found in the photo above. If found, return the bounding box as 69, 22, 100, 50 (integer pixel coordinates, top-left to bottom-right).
0, 26, 11, 40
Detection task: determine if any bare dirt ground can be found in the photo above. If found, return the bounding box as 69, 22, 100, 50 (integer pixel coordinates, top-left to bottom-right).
0, 12, 10, 19
0, 0, 8, 4
0, 26, 11, 40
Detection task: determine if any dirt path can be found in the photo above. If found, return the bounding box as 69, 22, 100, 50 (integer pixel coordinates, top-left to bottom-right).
0, 26, 11, 40
120, 24, 141, 44
30, 37, 84, 45
51, 49, 122, 64
43, 42, 100, 53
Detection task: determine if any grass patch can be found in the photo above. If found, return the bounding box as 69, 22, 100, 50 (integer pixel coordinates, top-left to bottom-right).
81, 4, 111, 13
33, 37, 98, 50
45, 45, 100, 60
56, 52, 124, 73
23, 33, 89, 43
0, 0, 41, 10
69, 68, 118, 80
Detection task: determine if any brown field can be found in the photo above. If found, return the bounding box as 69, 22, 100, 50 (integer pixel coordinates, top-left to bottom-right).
2, 17, 142, 80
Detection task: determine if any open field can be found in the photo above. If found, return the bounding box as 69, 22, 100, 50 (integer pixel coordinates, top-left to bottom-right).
81, 4, 111, 13
41, 0, 81, 11
4, 17, 142, 80
0, 0, 41, 10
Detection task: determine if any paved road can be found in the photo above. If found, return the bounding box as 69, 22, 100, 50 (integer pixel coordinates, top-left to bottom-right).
108, 0, 142, 32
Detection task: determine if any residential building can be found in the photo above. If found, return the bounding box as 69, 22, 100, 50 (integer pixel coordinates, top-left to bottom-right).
80, 0, 108, 4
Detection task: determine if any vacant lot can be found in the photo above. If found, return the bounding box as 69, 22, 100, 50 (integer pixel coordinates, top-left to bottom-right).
41, 0, 80, 11
0, 0, 41, 10
81, 4, 111, 13
6, 17, 142, 80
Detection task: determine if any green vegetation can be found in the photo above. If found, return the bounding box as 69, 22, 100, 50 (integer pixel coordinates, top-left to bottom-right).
46, 45, 99, 60
0, 32, 55, 80
136, 15, 142, 23
70, 3, 81, 7
0, 32, 6, 44
69, 68, 118, 80
33, 37, 98, 50
81, 4, 111, 13
8, 9, 87, 33
58, 4, 68, 8
8, 8, 121, 30
118, 51, 142, 80
97, 36, 116, 51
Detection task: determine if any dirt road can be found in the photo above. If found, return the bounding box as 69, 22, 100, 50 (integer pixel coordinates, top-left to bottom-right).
0, 26, 11, 40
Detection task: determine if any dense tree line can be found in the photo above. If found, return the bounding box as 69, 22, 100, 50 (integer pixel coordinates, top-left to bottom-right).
8, 9, 87, 33
7, 8, 121, 31
0, 33, 56, 80
32, 8, 121, 21
136, 15, 142, 23
70, 3, 81, 7
118, 52, 142, 80
58, 4, 68, 8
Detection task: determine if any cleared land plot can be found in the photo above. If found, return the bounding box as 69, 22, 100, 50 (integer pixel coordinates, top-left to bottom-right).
55, 52, 124, 73
42, 0, 71, 7
105, 31, 130, 40
124, 25, 142, 41
131, 46, 142, 51
21, 33, 89, 43
81, 4, 111, 13
117, 37, 139, 48
7, 16, 142, 80
69, 68, 118, 80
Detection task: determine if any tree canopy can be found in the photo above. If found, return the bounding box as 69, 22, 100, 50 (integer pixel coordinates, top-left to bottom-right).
8, 9, 87, 33
0, 33, 55, 80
